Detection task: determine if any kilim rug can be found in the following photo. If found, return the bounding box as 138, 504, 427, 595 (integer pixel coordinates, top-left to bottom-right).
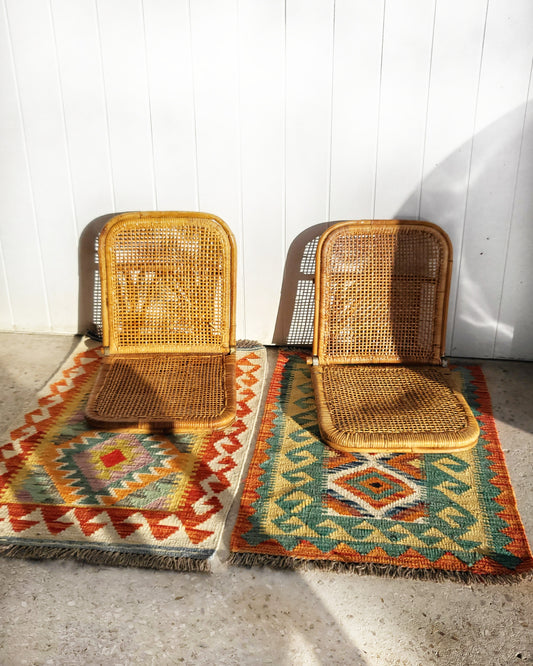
230, 349, 533, 582
0, 338, 265, 572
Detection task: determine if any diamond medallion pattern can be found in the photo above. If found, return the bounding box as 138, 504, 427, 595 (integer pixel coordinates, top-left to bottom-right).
230, 350, 533, 580
46, 432, 186, 507
0, 340, 265, 571
326, 457, 426, 520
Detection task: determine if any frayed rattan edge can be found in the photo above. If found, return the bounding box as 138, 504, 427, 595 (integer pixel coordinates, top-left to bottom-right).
228, 552, 533, 585
0, 544, 210, 573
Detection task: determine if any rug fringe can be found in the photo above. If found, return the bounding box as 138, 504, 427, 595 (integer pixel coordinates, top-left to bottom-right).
0, 544, 210, 573
228, 552, 532, 585
236, 339, 263, 349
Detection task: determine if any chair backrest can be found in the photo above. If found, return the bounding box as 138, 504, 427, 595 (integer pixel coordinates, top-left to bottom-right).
313, 220, 452, 365
99, 212, 236, 355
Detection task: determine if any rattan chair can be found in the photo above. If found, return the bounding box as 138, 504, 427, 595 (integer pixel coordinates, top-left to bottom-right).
85, 211, 237, 433
310, 220, 479, 453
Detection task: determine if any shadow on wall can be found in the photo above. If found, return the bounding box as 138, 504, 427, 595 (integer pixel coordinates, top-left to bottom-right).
414, 103, 532, 360
78, 213, 117, 340
272, 222, 331, 346
77, 107, 532, 359
273, 103, 533, 359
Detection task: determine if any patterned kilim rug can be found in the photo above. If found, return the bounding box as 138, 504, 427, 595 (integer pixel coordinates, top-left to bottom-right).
0, 338, 265, 572
230, 350, 533, 582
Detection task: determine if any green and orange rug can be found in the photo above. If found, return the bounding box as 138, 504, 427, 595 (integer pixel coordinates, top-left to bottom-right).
0, 339, 265, 572
230, 350, 533, 582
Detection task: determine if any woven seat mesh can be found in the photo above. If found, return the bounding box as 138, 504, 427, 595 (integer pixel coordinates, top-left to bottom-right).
321, 365, 467, 434
316, 224, 448, 365
103, 216, 232, 354
90, 354, 229, 421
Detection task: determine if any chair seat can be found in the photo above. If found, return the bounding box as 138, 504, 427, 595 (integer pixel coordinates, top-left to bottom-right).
311, 364, 479, 453
86, 352, 236, 433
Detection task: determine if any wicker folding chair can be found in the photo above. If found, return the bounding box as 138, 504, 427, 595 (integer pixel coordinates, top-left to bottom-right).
310, 220, 479, 453
85, 211, 237, 433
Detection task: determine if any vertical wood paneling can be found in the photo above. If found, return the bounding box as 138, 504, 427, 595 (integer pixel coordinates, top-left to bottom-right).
142, 0, 198, 211
285, 0, 335, 239
451, 0, 533, 358
0, 0, 532, 358
494, 65, 533, 360
0, 242, 14, 329
419, 0, 487, 351
96, 0, 155, 211
189, 0, 240, 221
189, 0, 244, 334
0, 1, 49, 330
329, 0, 384, 221
282, 0, 334, 345
51, 0, 114, 229
374, 0, 436, 218
5, 0, 77, 331
238, 0, 285, 342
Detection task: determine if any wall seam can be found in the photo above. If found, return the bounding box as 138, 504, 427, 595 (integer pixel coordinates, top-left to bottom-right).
372, 0, 386, 219
187, 0, 201, 211
418, 0, 438, 221
236, 0, 246, 338
326, 0, 336, 222
449, 0, 489, 355
48, 0, 79, 240
3, 0, 52, 329
140, 0, 158, 210
493, 55, 533, 358
94, 0, 117, 212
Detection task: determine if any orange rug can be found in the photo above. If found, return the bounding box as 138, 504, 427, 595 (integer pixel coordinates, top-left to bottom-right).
230, 350, 532, 582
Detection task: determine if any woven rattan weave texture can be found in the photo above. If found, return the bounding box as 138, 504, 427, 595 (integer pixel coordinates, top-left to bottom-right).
86, 211, 237, 433
101, 212, 235, 355
87, 352, 236, 432
311, 220, 479, 453
314, 221, 450, 365
312, 364, 479, 452
94, 355, 227, 418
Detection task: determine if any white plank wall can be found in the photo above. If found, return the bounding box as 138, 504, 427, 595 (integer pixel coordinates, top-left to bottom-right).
143, 0, 198, 212
0, 0, 532, 359
451, 0, 533, 358
374, 0, 436, 219
239, 0, 285, 342
329, 0, 383, 221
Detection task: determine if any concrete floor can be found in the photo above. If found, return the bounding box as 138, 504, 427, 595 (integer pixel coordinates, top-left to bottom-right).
0, 332, 531, 666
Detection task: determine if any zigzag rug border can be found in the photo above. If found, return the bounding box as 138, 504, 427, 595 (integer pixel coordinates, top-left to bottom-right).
1, 335, 97, 439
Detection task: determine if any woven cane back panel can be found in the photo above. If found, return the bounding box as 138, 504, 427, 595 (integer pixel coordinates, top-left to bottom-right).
101, 213, 235, 354
315, 222, 451, 365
